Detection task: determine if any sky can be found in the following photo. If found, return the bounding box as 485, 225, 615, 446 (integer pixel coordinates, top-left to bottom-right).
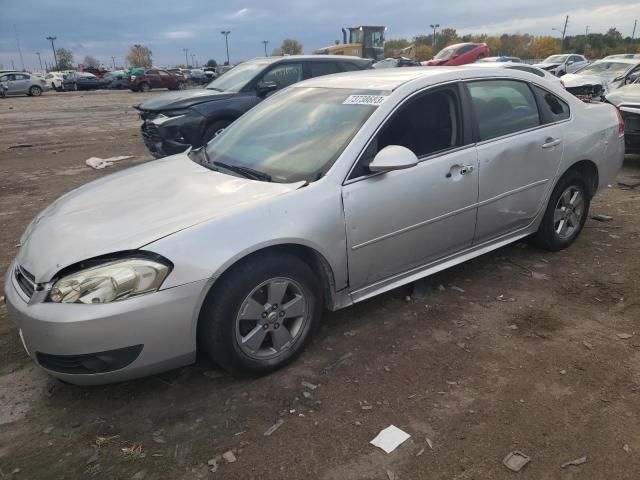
1, 0, 639, 70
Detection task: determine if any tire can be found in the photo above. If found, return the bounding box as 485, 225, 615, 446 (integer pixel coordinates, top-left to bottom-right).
29, 86, 42, 96
73, 83, 78, 91
177, 82, 186, 90
202, 119, 232, 144
198, 252, 323, 374
532, 171, 591, 251
140, 82, 151, 92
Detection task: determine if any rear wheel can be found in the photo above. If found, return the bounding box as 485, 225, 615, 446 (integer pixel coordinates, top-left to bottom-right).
29, 86, 42, 96
177, 82, 186, 90
140, 82, 151, 92
198, 253, 322, 374
532, 172, 591, 251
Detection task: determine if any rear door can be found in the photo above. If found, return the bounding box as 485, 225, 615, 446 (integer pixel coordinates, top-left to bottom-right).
11, 74, 30, 94
146, 70, 161, 88
158, 70, 174, 88
466, 79, 566, 243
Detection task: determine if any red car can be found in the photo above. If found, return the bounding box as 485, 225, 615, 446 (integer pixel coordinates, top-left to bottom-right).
423, 42, 490, 66
130, 69, 186, 92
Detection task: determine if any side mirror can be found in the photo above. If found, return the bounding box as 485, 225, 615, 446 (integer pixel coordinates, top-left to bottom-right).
567, 60, 574, 65
256, 81, 278, 96
369, 145, 418, 173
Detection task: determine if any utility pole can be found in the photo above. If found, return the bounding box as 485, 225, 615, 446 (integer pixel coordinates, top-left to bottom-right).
44, 59, 49, 72
35, 52, 43, 71
262, 40, 269, 56
190, 54, 196, 67
561, 15, 569, 50
430, 24, 440, 47
11, 60, 15, 70
111, 56, 116, 69
14, 25, 25, 71
629, 19, 637, 53
585, 25, 589, 36
183, 48, 189, 67
221, 31, 231, 65
46, 36, 58, 71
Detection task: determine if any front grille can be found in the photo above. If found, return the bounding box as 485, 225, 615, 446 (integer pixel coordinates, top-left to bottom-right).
14, 265, 36, 299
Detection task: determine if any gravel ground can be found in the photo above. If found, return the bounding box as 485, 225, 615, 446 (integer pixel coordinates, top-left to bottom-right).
1, 89, 639, 480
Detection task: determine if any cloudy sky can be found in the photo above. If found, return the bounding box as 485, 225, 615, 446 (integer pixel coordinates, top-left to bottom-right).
1, 0, 638, 70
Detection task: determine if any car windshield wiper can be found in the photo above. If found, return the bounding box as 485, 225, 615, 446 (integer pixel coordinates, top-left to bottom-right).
213, 161, 272, 182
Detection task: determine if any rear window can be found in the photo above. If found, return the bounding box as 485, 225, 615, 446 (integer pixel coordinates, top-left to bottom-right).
467, 80, 540, 141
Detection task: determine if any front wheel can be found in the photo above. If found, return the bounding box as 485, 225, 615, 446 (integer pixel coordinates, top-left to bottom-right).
198, 253, 322, 374
176, 82, 186, 90
532, 172, 591, 251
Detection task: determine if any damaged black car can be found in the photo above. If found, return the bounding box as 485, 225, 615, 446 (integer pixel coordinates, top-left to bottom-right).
135, 56, 372, 157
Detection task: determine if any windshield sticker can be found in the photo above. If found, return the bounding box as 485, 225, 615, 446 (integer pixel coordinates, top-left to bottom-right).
343, 95, 388, 106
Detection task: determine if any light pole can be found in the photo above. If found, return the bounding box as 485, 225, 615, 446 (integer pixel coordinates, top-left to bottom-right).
221, 31, 231, 65
35, 51, 43, 71
190, 53, 196, 67
262, 40, 269, 56
111, 56, 116, 69
46, 36, 58, 71
183, 48, 189, 67
430, 24, 440, 47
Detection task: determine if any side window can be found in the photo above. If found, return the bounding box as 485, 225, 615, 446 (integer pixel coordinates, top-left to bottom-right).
15, 74, 28, 80
308, 62, 341, 78
261, 63, 303, 89
457, 44, 477, 55
339, 62, 363, 72
159, 70, 170, 76
0, 75, 10, 82
467, 80, 540, 141
350, 88, 461, 179
532, 86, 570, 123
147, 70, 158, 75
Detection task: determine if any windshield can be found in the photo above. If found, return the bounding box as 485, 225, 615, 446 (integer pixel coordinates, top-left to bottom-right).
205, 61, 267, 92
544, 55, 568, 64
203, 87, 382, 183
434, 46, 456, 60
577, 61, 632, 78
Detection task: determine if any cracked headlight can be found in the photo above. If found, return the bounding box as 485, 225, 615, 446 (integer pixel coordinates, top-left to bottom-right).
49, 258, 170, 304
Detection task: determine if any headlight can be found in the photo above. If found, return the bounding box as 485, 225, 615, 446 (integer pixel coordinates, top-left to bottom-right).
49, 258, 170, 304
152, 114, 186, 126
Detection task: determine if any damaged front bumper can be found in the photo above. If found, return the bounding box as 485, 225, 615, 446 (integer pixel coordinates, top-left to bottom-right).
137, 108, 206, 158
565, 83, 605, 103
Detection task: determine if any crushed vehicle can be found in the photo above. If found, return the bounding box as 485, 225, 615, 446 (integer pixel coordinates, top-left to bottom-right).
533, 54, 589, 77
373, 57, 421, 69
0, 71, 49, 96
423, 43, 490, 66
5, 66, 624, 385
129, 69, 186, 92
45, 72, 66, 91
606, 77, 640, 153
135, 55, 372, 157
561, 58, 640, 102
103, 71, 129, 89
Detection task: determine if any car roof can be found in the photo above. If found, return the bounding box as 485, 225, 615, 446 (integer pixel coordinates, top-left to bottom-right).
592, 58, 640, 65
295, 66, 541, 91
247, 55, 370, 64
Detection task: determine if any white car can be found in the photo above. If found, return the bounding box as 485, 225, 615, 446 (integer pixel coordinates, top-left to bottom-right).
534, 54, 589, 77
45, 72, 65, 91
562, 58, 640, 102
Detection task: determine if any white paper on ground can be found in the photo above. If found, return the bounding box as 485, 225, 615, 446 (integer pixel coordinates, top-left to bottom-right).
85, 156, 133, 169
370, 425, 411, 453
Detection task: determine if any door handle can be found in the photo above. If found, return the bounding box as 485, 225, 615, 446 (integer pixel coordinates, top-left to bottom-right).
542, 137, 562, 149
447, 164, 475, 178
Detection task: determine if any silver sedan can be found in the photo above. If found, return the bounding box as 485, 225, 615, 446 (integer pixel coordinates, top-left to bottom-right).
0, 71, 49, 96
5, 67, 624, 384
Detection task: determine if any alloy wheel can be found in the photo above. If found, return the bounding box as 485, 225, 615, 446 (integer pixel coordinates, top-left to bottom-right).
234, 277, 308, 360
553, 185, 584, 240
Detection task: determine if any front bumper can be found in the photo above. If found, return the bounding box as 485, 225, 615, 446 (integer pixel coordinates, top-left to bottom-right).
139, 110, 206, 158
4, 264, 208, 385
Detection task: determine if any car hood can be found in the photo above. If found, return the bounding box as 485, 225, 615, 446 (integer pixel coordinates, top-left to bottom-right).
16, 154, 302, 282
561, 73, 608, 88
606, 84, 640, 106
139, 89, 236, 111
533, 62, 561, 70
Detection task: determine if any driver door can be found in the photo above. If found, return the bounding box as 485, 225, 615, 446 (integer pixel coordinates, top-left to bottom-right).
342, 84, 479, 291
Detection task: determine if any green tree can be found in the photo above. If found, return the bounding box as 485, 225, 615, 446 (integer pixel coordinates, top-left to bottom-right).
126, 44, 152, 68
205, 59, 217, 68
56, 48, 74, 70
436, 28, 458, 49
384, 38, 410, 57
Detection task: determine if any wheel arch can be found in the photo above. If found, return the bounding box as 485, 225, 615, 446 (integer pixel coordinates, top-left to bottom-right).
202, 243, 339, 314
561, 159, 599, 197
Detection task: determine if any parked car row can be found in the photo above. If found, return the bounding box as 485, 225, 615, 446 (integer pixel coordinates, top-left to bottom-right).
5, 63, 625, 385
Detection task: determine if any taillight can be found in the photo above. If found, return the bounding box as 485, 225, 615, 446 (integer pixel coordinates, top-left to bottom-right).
614, 107, 624, 137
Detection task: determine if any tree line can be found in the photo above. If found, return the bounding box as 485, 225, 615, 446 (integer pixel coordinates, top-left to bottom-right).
385, 27, 639, 61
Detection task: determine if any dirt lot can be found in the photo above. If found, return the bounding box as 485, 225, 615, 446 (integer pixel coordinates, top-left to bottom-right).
1, 90, 640, 480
